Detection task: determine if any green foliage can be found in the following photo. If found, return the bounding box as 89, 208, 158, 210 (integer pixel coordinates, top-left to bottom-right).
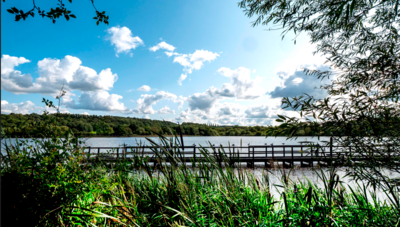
1, 113, 278, 137
3, 0, 108, 25
1, 134, 92, 225
2, 132, 400, 226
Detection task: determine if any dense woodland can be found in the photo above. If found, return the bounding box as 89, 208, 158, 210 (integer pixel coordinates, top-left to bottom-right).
1, 113, 285, 137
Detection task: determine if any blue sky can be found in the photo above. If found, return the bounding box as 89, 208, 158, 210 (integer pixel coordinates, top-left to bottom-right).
1, 0, 327, 125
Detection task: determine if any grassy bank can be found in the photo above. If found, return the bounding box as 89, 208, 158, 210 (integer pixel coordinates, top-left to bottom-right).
2, 135, 399, 226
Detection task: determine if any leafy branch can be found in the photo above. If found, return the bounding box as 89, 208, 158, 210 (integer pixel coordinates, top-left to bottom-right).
4, 0, 109, 25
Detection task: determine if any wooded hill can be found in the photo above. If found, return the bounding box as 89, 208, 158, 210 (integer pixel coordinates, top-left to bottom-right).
1, 113, 279, 137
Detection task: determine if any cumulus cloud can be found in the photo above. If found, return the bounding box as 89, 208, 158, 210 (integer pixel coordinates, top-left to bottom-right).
107, 26, 143, 56
1, 100, 69, 114
175, 66, 286, 125
133, 91, 184, 114
64, 90, 128, 112
178, 74, 187, 86
269, 65, 330, 99
1, 55, 118, 95
175, 102, 289, 126
1, 100, 41, 114
217, 104, 241, 117
217, 67, 264, 99
186, 85, 238, 113
1, 55, 33, 89
214, 83, 235, 97
173, 54, 191, 67
137, 85, 151, 92
186, 66, 265, 113
174, 50, 219, 74
158, 106, 175, 114
245, 105, 282, 119
165, 51, 180, 57
176, 89, 291, 126
152, 46, 219, 85
187, 88, 219, 112
149, 41, 175, 52
186, 85, 249, 114
175, 109, 192, 121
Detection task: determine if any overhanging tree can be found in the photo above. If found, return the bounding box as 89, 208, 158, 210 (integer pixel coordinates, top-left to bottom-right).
2, 0, 109, 25
239, 0, 400, 202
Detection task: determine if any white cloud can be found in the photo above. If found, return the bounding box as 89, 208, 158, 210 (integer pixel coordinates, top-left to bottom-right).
175, 109, 192, 121
178, 74, 187, 86
1, 55, 118, 95
189, 50, 219, 66
158, 106, 175, 114
186, 85, 238, 113
173, 50, 219, 74
137, 85, 151, 92
175, 96, 185, 108
186, 66, 265, 113
1, 55, 33, 91
1, 100, 69, 114
292, 77, 303, 84
165, 51, 180, 57
187, 88, 219, 112
149, 41, 175, 52
1, 100, 41, 114
245, 105, 282, 119
269, 65, 330, 99
1, 55, 30, 75
64, 90, 128, 112
176, 84, 292, 126
215, 83, 235, 97
217, 103, 242, 117
153, 47, 219, 85
133, 91, 184, 114
217, 67, 264, 99
81, 112, 90, 115
175, 100, 289, 126
107, 26, 143, 56
173, 54, 191, 68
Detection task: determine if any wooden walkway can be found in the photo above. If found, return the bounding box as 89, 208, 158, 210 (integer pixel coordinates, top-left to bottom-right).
81, 143, 388, 168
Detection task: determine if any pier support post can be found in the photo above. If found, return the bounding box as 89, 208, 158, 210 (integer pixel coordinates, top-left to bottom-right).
193, 144, 196, 167
247, 144, 254, 168
265, 145, 269, 168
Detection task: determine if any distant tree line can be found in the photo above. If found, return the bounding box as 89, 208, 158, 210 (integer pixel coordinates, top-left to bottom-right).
0, 113, 298, 138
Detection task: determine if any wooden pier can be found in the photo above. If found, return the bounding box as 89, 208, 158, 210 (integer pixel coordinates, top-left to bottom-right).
81, 143, 390, 168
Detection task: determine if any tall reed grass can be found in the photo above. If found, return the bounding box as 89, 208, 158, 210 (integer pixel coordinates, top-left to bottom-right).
2, 133, 399, 226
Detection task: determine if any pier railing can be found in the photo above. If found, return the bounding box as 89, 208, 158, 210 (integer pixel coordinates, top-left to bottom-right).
81, 143, 399, 168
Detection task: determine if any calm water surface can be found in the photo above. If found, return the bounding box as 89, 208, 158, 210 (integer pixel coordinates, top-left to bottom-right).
83, 136, 330, 147
2, 136, 328, 155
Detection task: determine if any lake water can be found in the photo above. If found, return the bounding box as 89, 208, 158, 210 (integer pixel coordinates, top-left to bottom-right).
82, 136, 330, 147
1, 136, 329, 150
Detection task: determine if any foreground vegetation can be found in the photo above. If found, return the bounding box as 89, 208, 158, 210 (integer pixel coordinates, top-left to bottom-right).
2, 131, 400, 226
